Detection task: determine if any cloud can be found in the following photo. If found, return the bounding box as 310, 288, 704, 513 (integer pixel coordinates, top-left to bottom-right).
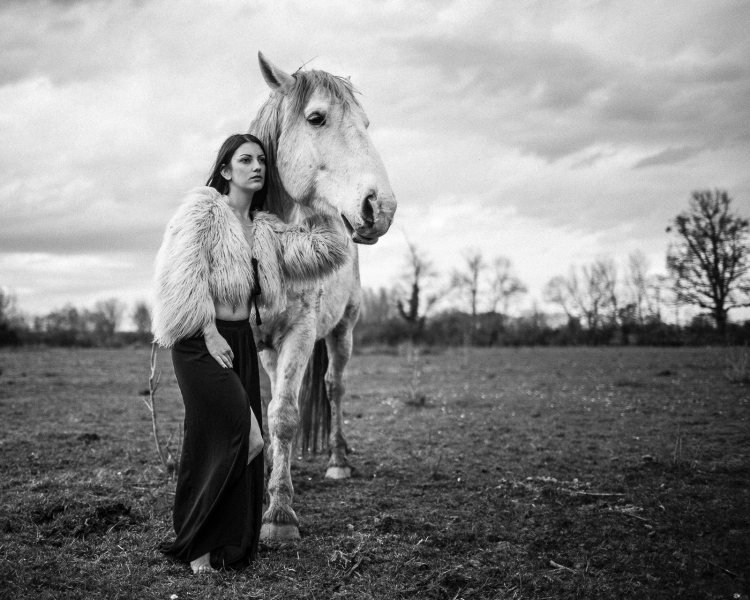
1, 0, 749, 316
633, 146, 705, 169
0, 1, 145, 86
0, 251, 154, 316
370, 0, 750, 165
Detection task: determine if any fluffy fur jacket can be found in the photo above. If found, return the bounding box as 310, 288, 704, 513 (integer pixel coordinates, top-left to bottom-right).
152, 186, 349, 347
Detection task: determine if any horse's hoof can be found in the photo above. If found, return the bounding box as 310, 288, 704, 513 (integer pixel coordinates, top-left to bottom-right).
260, 523, 300, 541
325, 466, 352, 479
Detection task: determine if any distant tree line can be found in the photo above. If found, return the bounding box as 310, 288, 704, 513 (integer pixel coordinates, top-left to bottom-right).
0, 295, 152, 347
356, 189, 750, 348
355, 281, 750, 348
2, 189, 748, 348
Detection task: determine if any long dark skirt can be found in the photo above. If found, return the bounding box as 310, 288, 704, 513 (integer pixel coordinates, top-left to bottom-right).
162, 318, 264, 569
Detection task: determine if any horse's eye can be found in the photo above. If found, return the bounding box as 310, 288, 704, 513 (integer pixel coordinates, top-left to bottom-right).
307, 112, 326, 126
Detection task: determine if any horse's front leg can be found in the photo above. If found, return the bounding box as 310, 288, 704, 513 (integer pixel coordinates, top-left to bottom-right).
260, 328, 314, 541
257, 348, 278, 478
324, 311, 357, 479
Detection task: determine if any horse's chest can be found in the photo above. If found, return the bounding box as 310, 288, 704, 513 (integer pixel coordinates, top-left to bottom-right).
256, 293, 318, 351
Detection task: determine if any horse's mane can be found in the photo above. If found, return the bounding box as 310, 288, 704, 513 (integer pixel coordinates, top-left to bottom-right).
249, 69, 360, 222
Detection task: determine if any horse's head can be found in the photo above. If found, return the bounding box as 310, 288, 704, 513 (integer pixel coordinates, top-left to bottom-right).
251, 52, 396, 245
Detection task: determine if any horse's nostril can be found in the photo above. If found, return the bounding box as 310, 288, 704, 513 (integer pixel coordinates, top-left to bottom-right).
362, 193, 376, 227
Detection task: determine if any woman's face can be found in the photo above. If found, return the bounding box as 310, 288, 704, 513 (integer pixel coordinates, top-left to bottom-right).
222, 142, 265, 194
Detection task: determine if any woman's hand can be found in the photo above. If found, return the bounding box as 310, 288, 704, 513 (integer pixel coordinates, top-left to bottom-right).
204, 323, 234, 368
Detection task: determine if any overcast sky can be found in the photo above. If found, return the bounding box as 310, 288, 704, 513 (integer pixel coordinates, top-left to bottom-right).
1, 0, 749, 322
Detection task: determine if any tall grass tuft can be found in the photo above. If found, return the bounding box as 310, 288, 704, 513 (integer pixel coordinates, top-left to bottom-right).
402, 343, 428, 406
725, 344, 750, 385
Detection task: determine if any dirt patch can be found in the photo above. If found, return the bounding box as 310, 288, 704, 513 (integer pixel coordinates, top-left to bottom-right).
31, 500, 140, 540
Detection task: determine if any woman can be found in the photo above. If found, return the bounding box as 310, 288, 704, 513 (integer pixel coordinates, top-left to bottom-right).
153, 133, 348, 573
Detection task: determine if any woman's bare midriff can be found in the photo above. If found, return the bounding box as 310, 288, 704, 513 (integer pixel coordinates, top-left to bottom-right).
214, 298, 251, 321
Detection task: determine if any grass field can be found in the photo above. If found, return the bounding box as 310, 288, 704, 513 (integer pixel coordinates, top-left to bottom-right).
0, 345, 748, 599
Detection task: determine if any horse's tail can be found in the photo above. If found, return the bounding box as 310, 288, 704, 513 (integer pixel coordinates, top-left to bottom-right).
296, 339, 330, 456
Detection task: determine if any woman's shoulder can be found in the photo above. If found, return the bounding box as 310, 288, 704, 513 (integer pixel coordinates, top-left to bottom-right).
168, 187, 231, 227
179, 186, 226, 212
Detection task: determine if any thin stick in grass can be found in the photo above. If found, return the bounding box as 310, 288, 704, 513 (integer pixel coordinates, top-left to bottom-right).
141, 342, 179, 476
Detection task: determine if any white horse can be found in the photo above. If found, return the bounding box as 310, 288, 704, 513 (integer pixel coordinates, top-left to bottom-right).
249, 53, 397, 540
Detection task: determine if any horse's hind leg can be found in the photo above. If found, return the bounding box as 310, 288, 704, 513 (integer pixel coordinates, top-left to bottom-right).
324, 316, 355, 480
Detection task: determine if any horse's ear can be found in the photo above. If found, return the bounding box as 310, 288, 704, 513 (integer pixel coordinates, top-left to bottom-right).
258, 51, 295, 90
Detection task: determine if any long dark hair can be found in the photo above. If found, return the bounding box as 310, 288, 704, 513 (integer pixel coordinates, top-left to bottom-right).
206, 133, 267, 212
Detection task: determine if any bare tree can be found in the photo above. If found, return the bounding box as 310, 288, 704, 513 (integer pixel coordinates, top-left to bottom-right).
648, 275, 669, 323
132, 301, 152, 339
396, 239, 444, 342
0, 287, 16, 325
452, 249, 485, 318
488, 257, 527, 316
595, 258, 619, 328
361, 287, 395, 324
91, 298, 125, 345
451, 249, 486, 345
666, 189, 750, 334
625, 250, 650, 326
543, 259, 619, 332
0, 287, 21, 345
37, 304, 89, 345
544, 275, 576, 321
624, 250, 670, 326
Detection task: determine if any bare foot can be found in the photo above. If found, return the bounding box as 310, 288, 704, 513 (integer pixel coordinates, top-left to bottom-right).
190, 553, 214, 574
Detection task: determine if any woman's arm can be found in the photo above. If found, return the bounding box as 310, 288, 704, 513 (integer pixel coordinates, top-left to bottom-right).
251, 211, 350, 286
152, 196, 218, 347
280, 214, 351, 282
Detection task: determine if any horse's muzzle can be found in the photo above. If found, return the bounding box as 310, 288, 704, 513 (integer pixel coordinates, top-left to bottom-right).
341, 209, 394, 245
342, 191, 396, 245
341, 214, 379, 245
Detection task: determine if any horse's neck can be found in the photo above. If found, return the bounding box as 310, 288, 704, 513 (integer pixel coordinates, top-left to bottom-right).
267, 180, 339, 226
267, 186, 309, 224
